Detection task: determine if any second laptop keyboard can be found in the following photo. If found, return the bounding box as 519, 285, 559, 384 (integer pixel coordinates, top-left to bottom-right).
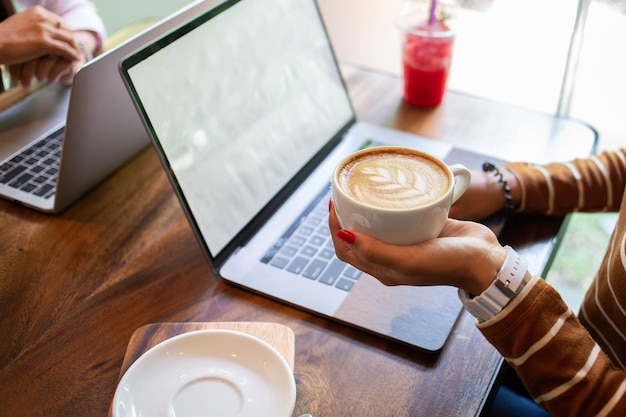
0, 127, 63, 199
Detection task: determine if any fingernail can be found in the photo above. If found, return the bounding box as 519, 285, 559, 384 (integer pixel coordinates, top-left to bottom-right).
328, 198, 333, 212
336, 229, 356, 245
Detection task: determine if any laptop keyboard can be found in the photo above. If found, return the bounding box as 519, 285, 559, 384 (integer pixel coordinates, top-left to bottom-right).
261, 186, 362, 292
0, 127, 63, 199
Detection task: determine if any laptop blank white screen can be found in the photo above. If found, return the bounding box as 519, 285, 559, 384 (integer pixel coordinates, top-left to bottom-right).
126, 0, 353, 256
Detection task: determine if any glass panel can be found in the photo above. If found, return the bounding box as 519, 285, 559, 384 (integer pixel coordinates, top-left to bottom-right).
566, 0, 626, 149
317, 0, 580, 113
546, 1, 625, 310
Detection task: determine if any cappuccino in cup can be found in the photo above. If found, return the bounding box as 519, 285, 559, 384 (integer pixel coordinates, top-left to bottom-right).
332, 146, 471, 245
337, 147, 451, 209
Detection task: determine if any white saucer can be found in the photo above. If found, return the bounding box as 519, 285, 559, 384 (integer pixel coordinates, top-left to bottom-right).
112, 329, 296, 417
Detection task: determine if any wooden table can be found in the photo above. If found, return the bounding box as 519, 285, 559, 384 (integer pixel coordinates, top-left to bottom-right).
0, 66, 597, 417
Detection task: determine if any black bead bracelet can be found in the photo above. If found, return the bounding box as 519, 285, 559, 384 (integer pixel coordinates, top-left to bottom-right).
482, 162, 516, 212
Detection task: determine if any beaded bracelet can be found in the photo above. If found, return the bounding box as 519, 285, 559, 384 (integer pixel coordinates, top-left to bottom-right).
482, 162, 516, 212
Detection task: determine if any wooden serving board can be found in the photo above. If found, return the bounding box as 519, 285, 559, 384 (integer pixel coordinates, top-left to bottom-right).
109, 322, 295, 417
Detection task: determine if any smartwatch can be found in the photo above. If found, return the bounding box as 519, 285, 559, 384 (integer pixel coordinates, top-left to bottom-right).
458, 246, 528, 322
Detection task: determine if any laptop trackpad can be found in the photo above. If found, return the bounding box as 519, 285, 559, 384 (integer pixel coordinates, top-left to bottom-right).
0, 84, 69, 159
334, 274, 462, 353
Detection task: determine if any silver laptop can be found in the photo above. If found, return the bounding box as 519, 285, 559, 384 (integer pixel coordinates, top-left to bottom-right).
0, 0, 221, 213
119, 0, 505, 352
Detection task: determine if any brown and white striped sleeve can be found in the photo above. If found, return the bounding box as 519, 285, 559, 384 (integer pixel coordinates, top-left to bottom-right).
503, 148, 626, 215
475, 150, 626, 416
478, 270, 626, 416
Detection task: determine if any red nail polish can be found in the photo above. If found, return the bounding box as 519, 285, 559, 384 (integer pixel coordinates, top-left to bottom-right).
328, 198, 333, 212
337, 229, 356, 245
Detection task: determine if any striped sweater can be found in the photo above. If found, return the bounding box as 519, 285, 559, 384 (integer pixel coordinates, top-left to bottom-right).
478, 149, 626, 416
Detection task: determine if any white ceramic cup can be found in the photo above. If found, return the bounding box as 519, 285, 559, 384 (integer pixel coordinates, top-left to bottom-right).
332, 146, 471, 245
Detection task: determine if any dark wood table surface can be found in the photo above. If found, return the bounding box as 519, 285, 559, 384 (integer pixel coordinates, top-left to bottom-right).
0, 65, 597, 417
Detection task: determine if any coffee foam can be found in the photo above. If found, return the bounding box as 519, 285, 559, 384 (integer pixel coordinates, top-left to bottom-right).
338, 149, 450, 209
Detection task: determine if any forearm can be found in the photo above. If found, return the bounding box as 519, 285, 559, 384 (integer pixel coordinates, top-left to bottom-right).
505, 148, 626, 215
478, 277, 626, 416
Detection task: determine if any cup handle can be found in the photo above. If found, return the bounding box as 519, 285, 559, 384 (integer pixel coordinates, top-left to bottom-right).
449, 164, 472, 204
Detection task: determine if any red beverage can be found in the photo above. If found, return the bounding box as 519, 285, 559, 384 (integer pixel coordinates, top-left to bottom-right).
402, 21, 454, 107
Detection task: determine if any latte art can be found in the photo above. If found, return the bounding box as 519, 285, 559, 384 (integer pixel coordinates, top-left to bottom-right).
338, 150, 450, 209
332, 146, 471, 244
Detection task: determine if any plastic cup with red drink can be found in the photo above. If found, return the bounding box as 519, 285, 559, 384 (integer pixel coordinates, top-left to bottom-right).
401, 15, 454, 107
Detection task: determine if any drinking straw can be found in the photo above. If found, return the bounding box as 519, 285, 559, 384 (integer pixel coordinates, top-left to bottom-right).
429, 0, 438, 24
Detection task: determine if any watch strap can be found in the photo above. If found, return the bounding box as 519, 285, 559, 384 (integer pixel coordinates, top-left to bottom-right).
458, 246, 528, 322
78, 41, 93, 62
